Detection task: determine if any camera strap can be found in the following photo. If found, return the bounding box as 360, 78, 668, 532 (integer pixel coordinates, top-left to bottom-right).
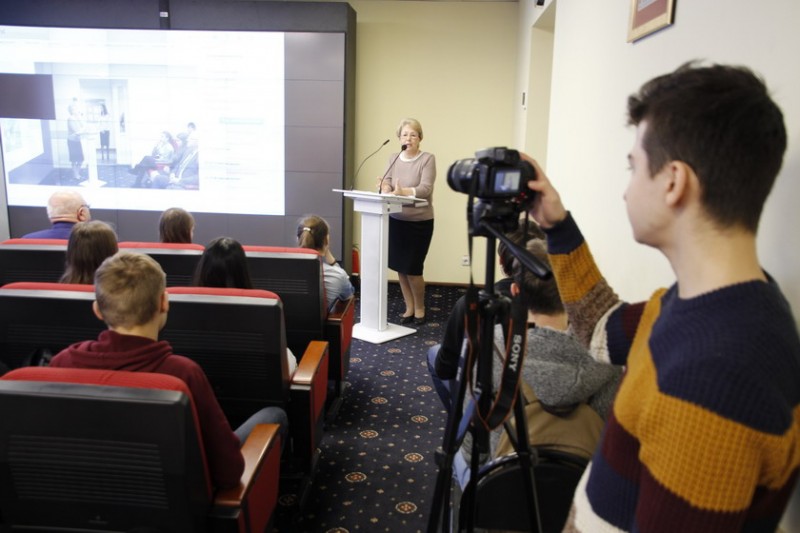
473, 293, 528, 431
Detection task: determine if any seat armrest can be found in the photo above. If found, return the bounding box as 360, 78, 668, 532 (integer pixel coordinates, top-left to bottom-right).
326, 295, 353, 322
289, 341, 329, 473
324, 296, 355, 385
212, 424, 281, 532
291, 340, 329, 387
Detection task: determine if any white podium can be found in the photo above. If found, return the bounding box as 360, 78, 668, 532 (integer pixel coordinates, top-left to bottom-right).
335, 189, 428, 344
79, 131, 106, 188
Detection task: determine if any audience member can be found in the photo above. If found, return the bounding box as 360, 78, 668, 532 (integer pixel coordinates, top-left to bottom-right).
22, 190, 91, 239
60, 220, 118, 284
194, 236, 297, 374
48, 251, 288, 489
525, 62, 800, 532
296, 214, 355, 310
436, 238, 622, 488
427, 222, 542, 410
193, 237, 253, 289
159, 207, 195, 244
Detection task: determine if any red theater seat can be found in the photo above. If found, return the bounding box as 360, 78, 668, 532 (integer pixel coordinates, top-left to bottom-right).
242, 245, 355, 416
1, 238, 68, 246
165, 286, 329, 484
0, 366, 281, 532
119, 240, 205, 251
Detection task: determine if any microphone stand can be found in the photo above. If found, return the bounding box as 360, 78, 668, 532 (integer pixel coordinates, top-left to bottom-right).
377, 144, 407, 193
354, 139, 390, 183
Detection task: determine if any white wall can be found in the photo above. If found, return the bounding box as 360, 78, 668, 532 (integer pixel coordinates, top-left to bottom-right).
520, 0, 800, 309
517, 1, 800, 529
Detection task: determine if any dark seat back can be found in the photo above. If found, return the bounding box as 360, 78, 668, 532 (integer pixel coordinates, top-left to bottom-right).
165, 286, 289, 428
459, 449, 588, 533
0, 366, 211, 532
243, 246, 326, 359
0, 282, 99, 370
0, 240, 67, 285
119, 242, 204, 286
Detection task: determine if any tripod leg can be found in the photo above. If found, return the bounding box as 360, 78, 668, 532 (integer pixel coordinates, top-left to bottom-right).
427, 365, 470, 533
510, 392, 543, 532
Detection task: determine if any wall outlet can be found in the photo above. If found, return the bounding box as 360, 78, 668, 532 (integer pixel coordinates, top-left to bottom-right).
461, 255, 470, 267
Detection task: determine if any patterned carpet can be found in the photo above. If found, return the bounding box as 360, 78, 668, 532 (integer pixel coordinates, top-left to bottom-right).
276, 282, 465, 532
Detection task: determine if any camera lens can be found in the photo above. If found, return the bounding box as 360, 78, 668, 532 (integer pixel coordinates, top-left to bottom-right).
447, 158, 479, 194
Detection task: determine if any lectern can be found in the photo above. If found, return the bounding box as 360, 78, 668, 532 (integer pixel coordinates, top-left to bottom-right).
335, 189, 428, 344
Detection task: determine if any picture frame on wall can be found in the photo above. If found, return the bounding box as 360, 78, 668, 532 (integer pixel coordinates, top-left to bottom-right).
628, 0, 675, 42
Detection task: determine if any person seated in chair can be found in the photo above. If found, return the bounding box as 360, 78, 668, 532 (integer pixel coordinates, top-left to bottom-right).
447, 238, 623, 488
22, 190, 91, 239
158, 207, 195, 244
296, 214, 355, 310
427, 222, 543, 411
131, 131, 175, 188
60, 220, 118, 284
194, 237, 297, 374
49, 251, 289, 490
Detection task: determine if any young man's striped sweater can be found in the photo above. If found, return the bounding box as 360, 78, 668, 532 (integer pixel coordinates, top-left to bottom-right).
546, 213, 800, 533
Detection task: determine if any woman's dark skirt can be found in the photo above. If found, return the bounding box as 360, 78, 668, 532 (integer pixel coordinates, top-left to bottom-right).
67, 139, 84, 164
388, 217, 434, 276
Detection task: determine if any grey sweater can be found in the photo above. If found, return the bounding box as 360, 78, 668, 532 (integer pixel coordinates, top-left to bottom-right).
461, 324, 622, 461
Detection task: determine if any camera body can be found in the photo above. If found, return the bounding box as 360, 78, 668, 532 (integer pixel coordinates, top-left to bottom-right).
447, 147, 536, 235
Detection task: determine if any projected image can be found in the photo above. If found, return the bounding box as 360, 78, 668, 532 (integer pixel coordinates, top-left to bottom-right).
0, 25, 286, 216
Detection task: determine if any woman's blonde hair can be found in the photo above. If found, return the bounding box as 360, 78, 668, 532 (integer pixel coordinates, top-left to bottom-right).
396, 118, 423, 141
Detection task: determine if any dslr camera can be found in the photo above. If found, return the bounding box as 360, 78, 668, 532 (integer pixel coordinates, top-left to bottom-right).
447, 147, 536, 235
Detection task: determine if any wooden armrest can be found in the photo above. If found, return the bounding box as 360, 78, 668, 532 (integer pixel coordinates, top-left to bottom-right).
215, 423, 280, 506
211, 424, 281, 533
289, 341, 329, 473
325, 297, 354, 388
291, 340, 329, 387
326, 295, 354, 324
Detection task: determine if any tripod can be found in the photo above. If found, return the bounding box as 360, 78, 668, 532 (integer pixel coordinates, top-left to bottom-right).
427, 216, 551, 533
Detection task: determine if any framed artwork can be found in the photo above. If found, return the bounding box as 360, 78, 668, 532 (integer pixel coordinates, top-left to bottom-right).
628, 0, 675, 42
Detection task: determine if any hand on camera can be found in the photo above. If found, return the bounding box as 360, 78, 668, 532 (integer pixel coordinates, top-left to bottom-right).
520, 153, 568, 229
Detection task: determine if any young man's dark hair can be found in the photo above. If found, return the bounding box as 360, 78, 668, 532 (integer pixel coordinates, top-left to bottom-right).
627, 61, 786, 232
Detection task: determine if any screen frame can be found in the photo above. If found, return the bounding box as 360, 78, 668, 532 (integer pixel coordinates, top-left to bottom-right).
0, 0, 356, 267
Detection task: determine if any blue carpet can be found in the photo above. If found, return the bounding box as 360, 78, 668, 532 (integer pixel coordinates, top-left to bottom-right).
278, 283, 465, 532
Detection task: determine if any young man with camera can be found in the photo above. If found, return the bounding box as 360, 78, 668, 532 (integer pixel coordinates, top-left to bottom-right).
525, 62, 800, 532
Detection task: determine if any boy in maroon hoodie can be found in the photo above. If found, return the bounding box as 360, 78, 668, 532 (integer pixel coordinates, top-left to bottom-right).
50, 250, 287, 490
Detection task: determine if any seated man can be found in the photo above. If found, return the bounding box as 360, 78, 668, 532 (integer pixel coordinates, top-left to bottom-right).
441, 238, 623, 488
49, 250, 288, 490
22, 190, 91, 239
427, 222, 544, 411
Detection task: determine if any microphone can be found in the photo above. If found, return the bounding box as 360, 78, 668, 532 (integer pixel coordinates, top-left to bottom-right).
377, 144, 407, 193
354, 139, 390, 183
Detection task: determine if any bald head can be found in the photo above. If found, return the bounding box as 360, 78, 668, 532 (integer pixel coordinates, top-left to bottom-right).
46, 191, 90, 223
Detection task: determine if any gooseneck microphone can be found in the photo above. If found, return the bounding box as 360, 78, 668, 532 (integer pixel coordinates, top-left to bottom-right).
377, 144, 407, 193
354, 139, 390, 183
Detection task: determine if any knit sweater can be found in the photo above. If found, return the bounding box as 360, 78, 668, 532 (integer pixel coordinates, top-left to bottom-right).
461, 323, 622, 463
383, 151, 436, 221
50, 330, 245, 490
547, 213, 800, 532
